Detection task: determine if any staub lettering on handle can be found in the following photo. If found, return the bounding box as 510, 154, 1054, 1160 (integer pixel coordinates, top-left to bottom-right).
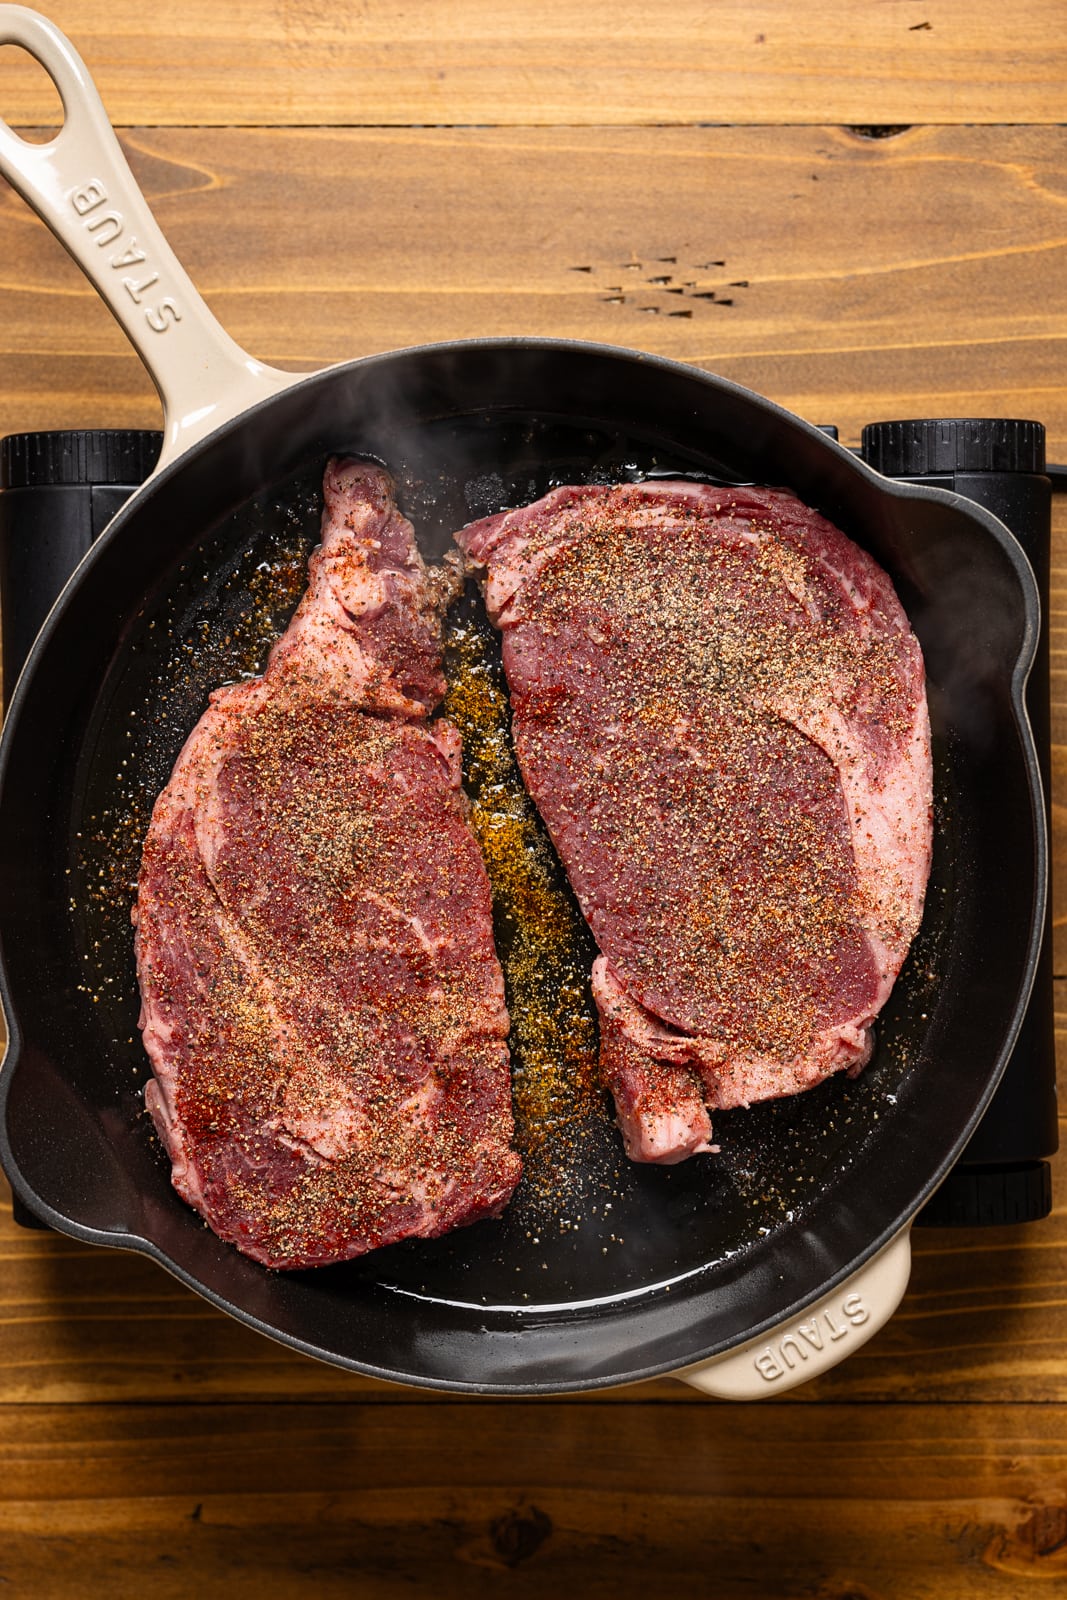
753, 1293, 871, 1383
68, 180, 181, 333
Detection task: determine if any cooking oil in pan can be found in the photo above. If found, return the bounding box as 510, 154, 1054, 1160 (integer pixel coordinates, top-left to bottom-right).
443, 591, 611, 1198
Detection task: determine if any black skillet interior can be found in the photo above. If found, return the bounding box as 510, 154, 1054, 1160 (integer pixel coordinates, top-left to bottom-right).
0, 342, 1043, 1390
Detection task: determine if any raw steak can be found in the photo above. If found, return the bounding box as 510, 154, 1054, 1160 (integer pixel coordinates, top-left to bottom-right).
135, 459, 521, 1267
455, 481, 933, 1165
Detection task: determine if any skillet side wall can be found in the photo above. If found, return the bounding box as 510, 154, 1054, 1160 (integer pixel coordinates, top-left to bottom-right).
0, 343, 1044, 1390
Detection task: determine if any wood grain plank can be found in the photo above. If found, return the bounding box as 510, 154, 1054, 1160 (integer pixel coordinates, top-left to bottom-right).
0, 3, 1062, 1593
0, 1402, 1063, 1596
0, 124, 1062, 448
0, 0, 1065, 126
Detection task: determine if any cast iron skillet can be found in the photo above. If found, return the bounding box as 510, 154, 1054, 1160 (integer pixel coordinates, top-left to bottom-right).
0, 8, 1045, 1395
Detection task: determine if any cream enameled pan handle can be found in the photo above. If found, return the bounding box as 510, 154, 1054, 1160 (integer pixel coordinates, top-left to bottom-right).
0, 6, 303, 474
678, 1227, 912, 1399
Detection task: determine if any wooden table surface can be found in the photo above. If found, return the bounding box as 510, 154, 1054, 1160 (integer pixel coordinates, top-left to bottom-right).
0, 3, 1066, 1594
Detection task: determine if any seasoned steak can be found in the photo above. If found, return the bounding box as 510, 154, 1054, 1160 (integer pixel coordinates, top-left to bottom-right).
135, 459, 521, 1267
456, 481, 932, 1164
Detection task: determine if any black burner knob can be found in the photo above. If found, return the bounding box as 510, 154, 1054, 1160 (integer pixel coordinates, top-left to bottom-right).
0, 427, 162, 489
862, 417, 1045, 478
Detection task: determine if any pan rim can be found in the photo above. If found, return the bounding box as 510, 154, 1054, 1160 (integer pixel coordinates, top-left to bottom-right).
0, 339, 1047, 1391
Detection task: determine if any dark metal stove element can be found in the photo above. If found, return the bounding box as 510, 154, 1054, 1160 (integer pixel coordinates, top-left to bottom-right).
0, 428, 160, 1231
0, 416, 1055, 1235
0, 429, 162, 712
861, 419, 1057, 1226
